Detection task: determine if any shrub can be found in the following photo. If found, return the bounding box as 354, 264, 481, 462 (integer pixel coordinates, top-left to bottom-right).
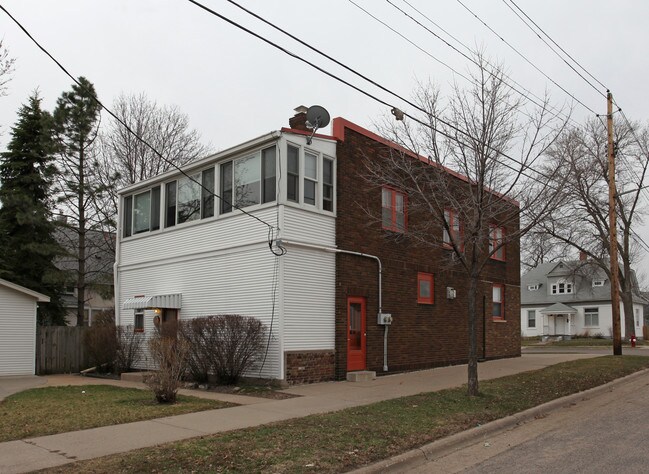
115, 326, 143, 374
144, 334, 189, 403
178, 318, 212, 384
179, 314, 266, 385
83, 310, 118, 372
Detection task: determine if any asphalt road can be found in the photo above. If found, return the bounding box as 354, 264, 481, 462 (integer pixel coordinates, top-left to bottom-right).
405, 369, 649, 473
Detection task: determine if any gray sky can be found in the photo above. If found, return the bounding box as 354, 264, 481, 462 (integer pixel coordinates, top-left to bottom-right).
2, 0, 649, 274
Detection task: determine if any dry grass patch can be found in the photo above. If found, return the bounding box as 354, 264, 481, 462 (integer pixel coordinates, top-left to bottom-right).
41, 356, 649, 473
0, 385, 234, 442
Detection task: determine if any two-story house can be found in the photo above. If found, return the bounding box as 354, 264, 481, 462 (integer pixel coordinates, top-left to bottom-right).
115, 107, 520, 384
521, 259, 645, 338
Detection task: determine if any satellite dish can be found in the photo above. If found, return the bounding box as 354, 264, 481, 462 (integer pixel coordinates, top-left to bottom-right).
305, 105, 330, 144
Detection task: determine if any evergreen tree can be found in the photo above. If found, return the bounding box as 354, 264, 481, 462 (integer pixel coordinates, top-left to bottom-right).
0, 93, 67, 325
53, 77, 103, 326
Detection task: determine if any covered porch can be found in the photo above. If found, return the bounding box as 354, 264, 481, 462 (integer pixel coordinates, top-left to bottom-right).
540, 302, 577, 339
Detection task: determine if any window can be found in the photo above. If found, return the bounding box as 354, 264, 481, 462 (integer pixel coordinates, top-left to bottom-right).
635, 308, 641, 328
584, 307, 599, 327
123, 185, 161, 237
382, 187, 407, 232
592, 279, 605, 287
489, 226, 505, 261
304, 151, 318, 205
323, 158, 334, 212
134, 311, 144, 333
287, 145, 299, 203
221, 146, 277, 213
201, 167, 215, 219
417, 272, 434, 304
492, 284, 504, 319
527, 309, 536, 328
443, 209, 462, 249
177, 172, 201, 223
165, 181, 177, 227
527, 284, 539, 291
551, 281, 573, 294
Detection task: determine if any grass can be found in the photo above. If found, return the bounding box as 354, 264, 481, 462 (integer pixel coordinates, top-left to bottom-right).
41, 355, 649, 474
0, 385, 234, 442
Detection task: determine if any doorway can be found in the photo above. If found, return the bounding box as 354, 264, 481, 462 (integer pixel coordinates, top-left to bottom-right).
347, 297, 366, 371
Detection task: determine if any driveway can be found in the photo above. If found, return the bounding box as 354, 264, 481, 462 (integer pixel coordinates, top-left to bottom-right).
0, 376, 46, 401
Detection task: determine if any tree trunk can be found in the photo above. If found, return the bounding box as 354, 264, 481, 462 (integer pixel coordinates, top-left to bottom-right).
467, 270, 479, 396
76, 146, 86, 327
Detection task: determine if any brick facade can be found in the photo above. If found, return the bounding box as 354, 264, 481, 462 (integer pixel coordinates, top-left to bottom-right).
333, 123, 521, 379
285, 350, 336, 384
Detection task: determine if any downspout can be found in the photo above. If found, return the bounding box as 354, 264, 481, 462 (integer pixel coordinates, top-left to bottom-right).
278, 239, 387, 371
114, 199, 122, 327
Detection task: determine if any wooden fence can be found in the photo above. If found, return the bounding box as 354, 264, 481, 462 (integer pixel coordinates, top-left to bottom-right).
36, 326, 90, 375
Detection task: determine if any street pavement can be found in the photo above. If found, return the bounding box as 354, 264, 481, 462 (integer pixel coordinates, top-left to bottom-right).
0, 352, 610, 473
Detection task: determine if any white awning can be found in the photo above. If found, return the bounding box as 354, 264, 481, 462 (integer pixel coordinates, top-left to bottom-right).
122, 293, 182, 310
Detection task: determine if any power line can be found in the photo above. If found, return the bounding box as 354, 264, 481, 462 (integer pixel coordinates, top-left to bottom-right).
501, 0, 606, 100
188, 0, 563, 188
385, 0, 578, 128
506, 0, 608, 92
454, 0, 600, 116
0, 3, 286, 257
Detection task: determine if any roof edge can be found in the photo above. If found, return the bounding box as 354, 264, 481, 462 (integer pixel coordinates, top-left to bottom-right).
0, 279, 50, 302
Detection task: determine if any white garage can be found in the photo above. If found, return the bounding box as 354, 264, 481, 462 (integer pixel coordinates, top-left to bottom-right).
0, 279, 50, 376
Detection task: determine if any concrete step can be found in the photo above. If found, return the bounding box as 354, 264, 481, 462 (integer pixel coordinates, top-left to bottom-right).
120, 371, 155, 383
346, 371, 376, 382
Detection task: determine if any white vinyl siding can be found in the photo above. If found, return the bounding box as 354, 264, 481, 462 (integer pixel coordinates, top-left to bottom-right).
0, 287, 37, 376
283, 246, 335, 351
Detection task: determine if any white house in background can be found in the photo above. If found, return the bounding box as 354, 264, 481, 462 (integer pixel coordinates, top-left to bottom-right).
0, 279, 50, 376
521, 260, 646, 339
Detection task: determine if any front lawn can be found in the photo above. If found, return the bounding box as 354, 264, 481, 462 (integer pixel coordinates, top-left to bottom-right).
42, 356, 649, 473
0, 385, 234, 442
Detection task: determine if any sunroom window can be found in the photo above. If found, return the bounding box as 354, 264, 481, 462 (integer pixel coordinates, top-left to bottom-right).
221, 146, 277, 214
165, 167, 215, 228
123, 185, 161, 237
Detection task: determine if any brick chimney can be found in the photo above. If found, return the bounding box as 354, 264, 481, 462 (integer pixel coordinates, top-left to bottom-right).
579, 251, 588, 261
289, 105, 310, 132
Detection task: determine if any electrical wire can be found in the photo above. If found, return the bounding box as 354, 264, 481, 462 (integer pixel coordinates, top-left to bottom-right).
0, 3, 283, 256
501, 0, 606, 100
189, 0, 563, 190
455, 0, 600, 116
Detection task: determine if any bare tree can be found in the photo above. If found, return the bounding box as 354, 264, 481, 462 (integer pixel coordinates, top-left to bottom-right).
538, 117, 648, 337
0, 40, 15, 98
368, 54, 570, 396
92, 93, 210, 244
521, 230, 571, 271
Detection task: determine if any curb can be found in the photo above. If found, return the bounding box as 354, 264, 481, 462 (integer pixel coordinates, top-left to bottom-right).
350, 368, 649, 473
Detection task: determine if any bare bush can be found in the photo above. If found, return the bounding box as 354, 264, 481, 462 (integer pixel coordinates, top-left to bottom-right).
83, 310, 117, 372
115, 326, 143, 374
179, 315, 266, 385
144, 334, 189, 403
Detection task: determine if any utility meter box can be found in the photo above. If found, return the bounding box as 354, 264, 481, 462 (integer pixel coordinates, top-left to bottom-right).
378, 313, 393, 325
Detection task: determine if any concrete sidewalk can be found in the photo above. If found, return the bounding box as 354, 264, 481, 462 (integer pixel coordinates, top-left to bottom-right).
0, 353, 598, 474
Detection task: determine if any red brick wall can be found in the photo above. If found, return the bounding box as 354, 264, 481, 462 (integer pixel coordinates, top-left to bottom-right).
334, 126, 520, 379
285, 350, 335, 384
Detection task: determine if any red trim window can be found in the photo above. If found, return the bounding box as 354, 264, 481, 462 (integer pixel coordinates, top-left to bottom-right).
443, 209, 463, 250
417, 272, 434, 304
382, 187, 407, 232
489, 225, 506, 261
492, 284, 504, 319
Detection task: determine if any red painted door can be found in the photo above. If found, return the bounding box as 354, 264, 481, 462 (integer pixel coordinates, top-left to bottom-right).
347, 297, 367, 371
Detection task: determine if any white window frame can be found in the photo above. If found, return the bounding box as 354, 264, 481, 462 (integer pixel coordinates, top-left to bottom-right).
527, 309, 536, 328
584, 307, 599, 327
551, 280, 573, 295
285, 141, 335, 212
527, 284, 539, 291
592, 279, 605, 287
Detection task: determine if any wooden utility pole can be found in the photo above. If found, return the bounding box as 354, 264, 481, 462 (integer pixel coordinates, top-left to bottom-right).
607, 91, 622, 355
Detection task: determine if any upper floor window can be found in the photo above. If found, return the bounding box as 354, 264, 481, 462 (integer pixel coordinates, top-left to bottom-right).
286, 143, 334, 212
382, 187, 407, 232
489, 226, 505, 261
592, 279, 605, 287
443, 209, 462, 250
551, 280, 573, 295
221, 146, 276, 214
417, 272, 434, 304
123, 185, 161, 238
527, 284, 539, 291
165, 167, 215, 228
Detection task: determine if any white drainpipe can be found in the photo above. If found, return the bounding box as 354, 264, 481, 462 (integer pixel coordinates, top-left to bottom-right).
279, 239, 387, 371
